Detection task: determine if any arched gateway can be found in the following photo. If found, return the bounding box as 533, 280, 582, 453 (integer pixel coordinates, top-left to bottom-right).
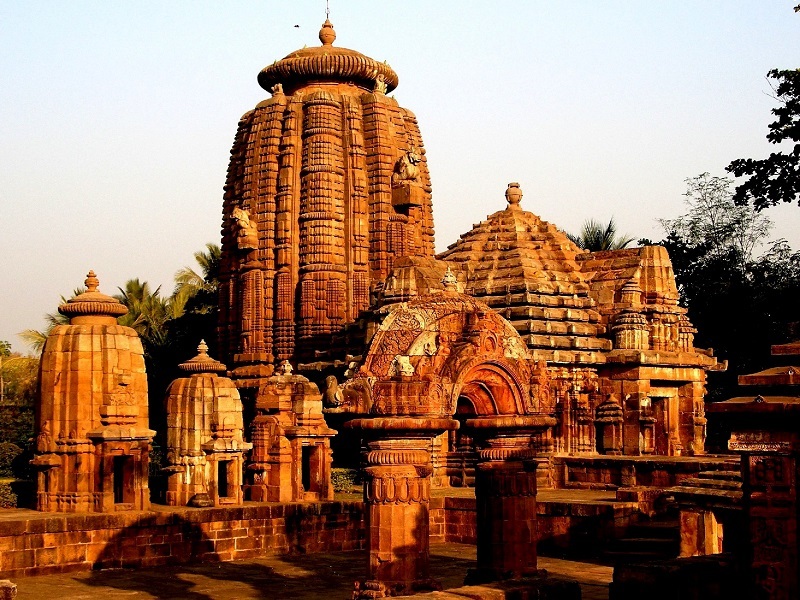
342, 275, 555, 488
345, 275, 556, 595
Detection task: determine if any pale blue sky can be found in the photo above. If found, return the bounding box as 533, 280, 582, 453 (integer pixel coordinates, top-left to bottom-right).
2, 1, 799, 353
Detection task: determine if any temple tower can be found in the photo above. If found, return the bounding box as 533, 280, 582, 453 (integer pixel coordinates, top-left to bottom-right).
219, 20, 435, 382
32, 271, 155, 512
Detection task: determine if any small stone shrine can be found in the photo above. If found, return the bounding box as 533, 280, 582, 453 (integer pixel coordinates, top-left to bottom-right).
245, 360, 336, 502
31, 271, 155, 512
163, 341, 251, 507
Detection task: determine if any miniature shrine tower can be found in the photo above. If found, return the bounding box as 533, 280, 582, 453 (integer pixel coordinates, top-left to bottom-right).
218, 19, 435, 382
163, 341, 251, 507
32, 271, 155, 512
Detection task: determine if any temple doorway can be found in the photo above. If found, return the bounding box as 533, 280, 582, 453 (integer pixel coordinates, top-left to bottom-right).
650, 388, 679, 455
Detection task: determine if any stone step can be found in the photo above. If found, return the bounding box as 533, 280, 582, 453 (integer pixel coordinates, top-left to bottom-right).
603, 517, 681, 564
677, 477, 741, 491
609, 537, 679, 552
603, 548, 678, 562
695, 470, 741, 482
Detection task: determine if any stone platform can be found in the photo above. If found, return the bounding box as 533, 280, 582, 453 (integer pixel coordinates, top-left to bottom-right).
9, 542, 614, 600
0, 489, 637, 580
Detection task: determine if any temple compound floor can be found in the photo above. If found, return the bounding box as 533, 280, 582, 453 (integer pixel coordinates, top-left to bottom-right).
10, 543, 613, 600
1, 487, 626, 599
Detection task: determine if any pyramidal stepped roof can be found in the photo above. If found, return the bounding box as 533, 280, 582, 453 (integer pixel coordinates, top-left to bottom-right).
439, 183, 589, 297
437, 183, 610, 364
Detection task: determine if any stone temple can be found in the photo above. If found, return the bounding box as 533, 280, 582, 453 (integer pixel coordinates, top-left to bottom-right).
4, 17, 796, 600
217, 19, 718, 480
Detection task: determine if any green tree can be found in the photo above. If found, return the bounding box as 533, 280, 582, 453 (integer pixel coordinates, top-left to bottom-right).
115, 279, 181, 351
659, 173, 771, 268
0, 353, 38, 446
653, 174, 800, 407
727, 68, 800, 209
172, 243, 221, 312
567, 218, 635, 251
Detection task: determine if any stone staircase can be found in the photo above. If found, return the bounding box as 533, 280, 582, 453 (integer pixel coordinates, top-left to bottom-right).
602, 515, 681, 563
668, 470, 743, 503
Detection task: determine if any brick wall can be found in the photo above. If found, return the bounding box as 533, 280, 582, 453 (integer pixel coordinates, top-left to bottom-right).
1, 491, 641, 577
0, 502, 365, 578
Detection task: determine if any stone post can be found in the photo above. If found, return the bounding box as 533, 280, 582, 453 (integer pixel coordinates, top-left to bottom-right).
464, 415, 555, 584
709, 399, 800, 599
346, 417, 457, 598
0, 581, 16, 600
730, 429, 800, 599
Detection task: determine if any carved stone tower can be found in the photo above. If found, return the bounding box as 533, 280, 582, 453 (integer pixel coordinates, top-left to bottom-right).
219, 19, 435, 382
32, 271, 155, 512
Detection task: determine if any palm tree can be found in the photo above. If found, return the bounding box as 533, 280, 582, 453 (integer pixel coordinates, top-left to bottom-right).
18, 289, 84, 353
172, 243, 221, 314
116, 279, 182, 349
567, 218, 635, 252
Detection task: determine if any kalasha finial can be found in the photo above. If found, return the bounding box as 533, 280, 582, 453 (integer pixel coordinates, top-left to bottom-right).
85, 270, 99, 293
319, 18, 336, 46
441, 267, 458, 291
59, 270, 127, 320
278, 359, 293, 376
178, 339, 226, 374
505, 182, 523, 209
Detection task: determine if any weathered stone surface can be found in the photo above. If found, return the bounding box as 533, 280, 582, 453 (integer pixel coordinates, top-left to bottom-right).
392, 576, 581, 599
347, 417, 457, 598
708, 358, 800, 598
0, 580, 16, 600
0, 502, 366, 579
32, 271, 154, 513
381, 184, 717, 459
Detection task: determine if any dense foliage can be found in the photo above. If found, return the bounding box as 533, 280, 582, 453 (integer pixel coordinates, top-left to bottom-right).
646, 174, 800, 401
727, 68, 800, 208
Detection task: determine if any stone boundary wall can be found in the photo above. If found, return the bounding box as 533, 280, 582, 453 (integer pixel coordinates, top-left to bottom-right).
553, 455, 738, 489
1, 494, 640, 577
430, 496, 638, 556
0, 502, 365, 578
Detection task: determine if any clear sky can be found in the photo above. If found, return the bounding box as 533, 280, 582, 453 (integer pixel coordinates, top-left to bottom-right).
1, 1, 799, 353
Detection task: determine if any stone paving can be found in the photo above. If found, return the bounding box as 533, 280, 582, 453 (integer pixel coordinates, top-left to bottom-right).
11, 542, 612, 600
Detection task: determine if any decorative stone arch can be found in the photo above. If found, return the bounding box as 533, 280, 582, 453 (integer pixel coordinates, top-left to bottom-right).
451, 359, 529, 417
355, 289, 542, 418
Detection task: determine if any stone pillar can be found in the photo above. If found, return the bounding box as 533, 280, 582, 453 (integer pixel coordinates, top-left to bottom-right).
729, 425, 800, 599
347, 417, 457, 598
465, 415, 555, 584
